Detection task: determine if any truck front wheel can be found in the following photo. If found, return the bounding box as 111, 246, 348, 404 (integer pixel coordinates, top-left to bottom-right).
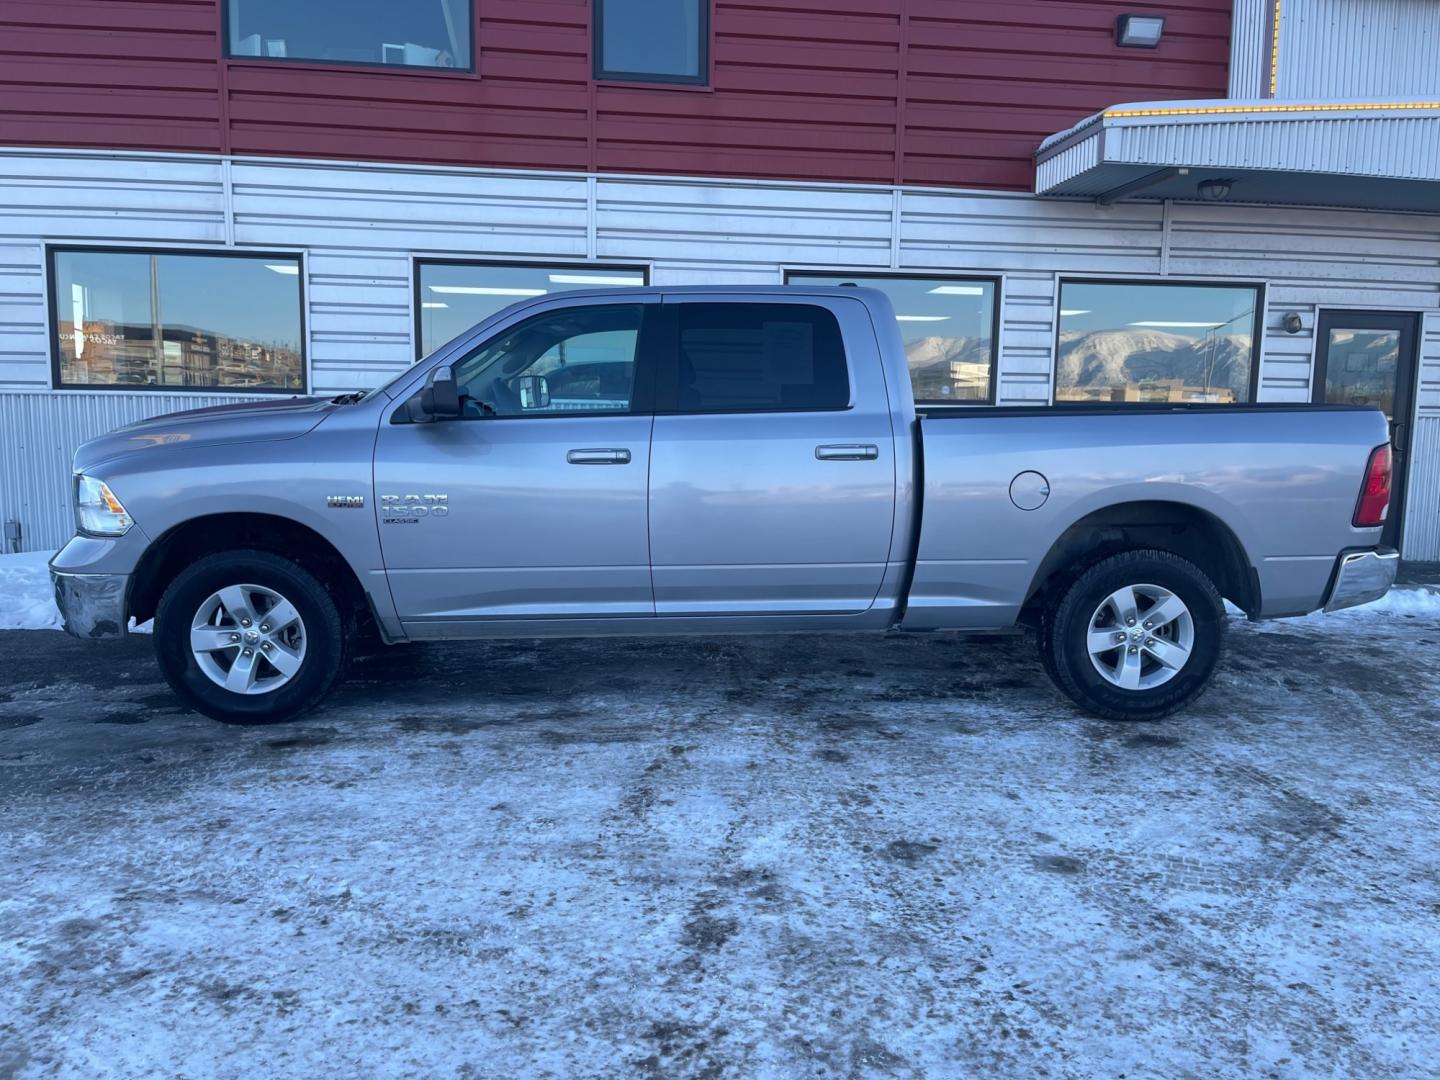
1039, 549, 1226, 721
153, 550, 350, 724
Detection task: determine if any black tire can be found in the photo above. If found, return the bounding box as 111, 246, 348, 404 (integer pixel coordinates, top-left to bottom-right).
154, 549, 350, 725
1039, 548, 1226, 721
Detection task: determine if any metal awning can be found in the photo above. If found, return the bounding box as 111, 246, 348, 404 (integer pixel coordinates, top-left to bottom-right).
1036, 99, 1440, 212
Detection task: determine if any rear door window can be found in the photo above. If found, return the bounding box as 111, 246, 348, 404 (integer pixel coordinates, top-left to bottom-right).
661, 303, 850, 413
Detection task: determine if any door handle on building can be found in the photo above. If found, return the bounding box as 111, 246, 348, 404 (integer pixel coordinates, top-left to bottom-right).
567, 448, 632, 465
815, 443, 879, 461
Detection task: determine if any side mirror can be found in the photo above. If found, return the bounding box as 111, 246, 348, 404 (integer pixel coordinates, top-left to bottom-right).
418, 364, 462, 420
517, 374, 550, 411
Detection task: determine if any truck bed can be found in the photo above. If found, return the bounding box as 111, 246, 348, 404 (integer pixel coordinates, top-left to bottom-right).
904, 404, 1390, 628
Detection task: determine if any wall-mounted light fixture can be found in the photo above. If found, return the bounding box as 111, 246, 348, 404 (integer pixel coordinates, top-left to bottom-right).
1281, 311, 1304, 334
1116, 14, 1166, 48
1197, 178, 1234, 201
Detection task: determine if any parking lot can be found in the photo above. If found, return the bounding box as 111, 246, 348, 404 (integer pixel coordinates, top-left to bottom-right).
1, 601, 1438, 1078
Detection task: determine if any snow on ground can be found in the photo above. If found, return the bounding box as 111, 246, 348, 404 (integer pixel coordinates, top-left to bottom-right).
1331, 582, 1440, 617
0, 556, 1438, 1077
0, 551, 61, 631
0, 551, 151, 633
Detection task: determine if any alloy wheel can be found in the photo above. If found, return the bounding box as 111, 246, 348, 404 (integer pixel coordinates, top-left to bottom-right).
1085, 583, 1195, 691
190, 584, 307, 695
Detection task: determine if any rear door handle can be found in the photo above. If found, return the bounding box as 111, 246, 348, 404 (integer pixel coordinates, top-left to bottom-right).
815, 443, 879, 461
567, 448, 632, 465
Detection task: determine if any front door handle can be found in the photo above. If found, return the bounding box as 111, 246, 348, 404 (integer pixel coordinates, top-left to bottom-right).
815, 443, 879, 461
567, 448, 632, 465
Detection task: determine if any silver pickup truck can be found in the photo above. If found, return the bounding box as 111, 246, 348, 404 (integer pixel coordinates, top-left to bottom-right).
51, 286, 1397, 724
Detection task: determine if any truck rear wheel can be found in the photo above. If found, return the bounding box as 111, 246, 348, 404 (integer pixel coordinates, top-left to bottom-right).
1039, 549, 1226, 721
153, 550, 349, 724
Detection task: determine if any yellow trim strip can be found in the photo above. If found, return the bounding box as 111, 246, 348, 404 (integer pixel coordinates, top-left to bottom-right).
1270, 0, 1282, 98
1104, 101, 1440, 119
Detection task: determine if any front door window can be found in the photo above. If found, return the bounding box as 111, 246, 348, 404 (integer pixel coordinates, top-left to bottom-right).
452, 304, 642, 417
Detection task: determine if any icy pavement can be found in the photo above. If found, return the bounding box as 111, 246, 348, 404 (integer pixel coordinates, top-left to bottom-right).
1, 601, 1438, 1079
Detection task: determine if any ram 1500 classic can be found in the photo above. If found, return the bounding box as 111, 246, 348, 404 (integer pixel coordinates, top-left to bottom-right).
51, 286, 1398, 723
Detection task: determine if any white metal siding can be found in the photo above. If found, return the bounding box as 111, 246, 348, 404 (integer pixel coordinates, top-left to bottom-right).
996, 272, 1058, 404
1406, 313, 1440, 558
0, 391, 260, 552
1032, 136, 1103, 194
1276, 0, 1440, 100
0, 241, 45, 388
1405, 418, 1440, 559
1229, 0, 1271, 99
1102, 111, 1440, 184
1, 147, 1439, 554
1420, 310, 1440, 413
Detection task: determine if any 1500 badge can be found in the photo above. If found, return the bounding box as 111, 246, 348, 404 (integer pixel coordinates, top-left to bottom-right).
381, 493, 450, 524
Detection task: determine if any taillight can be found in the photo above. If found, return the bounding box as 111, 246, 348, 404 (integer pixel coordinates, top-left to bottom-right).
1354, 444, 1392, 528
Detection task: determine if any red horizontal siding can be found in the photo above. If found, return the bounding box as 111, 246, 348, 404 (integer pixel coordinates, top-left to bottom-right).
0, 0, 222, 154
0, 0, 1231, 190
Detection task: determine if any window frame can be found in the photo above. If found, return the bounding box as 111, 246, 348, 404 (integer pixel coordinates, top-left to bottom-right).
46, 244, 309, 395
221, 0, 477, 76
412, 258, 651, 361
651, 300, 854, 416
1052, 276, 1267, 407
593, 0, 712, 86
783, 269, 1003, 407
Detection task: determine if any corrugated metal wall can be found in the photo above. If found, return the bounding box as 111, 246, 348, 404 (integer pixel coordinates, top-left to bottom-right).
1275, 0, 1440, 100
0, 391, 259, 553
1405, 313, 1440, 558
1405, 418, 1440, 560
1228, 0, 1270, 98
1099, 110, 1440, 184
2, 148, 1440, 554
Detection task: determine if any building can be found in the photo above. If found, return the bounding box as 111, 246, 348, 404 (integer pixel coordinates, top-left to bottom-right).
0, 0, 1436, 558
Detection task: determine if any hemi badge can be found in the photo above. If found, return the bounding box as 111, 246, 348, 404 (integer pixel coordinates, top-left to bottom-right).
326, 495, 366, 509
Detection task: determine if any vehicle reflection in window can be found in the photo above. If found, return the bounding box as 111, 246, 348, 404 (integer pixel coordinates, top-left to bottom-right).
451, 305, 642, 417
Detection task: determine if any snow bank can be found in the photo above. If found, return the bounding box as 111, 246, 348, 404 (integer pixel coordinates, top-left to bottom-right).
0, 550, 62, 631
0, 550, 155, 633
1336, 584, 1440, 618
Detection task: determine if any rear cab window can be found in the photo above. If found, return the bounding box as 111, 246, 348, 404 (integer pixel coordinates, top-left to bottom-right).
658, 303, 850, 413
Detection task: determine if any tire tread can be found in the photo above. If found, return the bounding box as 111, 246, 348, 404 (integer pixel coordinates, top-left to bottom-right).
1040, 548, 1226, 721
153, 549, 350, 724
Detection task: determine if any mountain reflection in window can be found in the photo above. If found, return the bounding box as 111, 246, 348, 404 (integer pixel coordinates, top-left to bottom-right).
1056, 281, 1260, 404
785, 274, 998, 404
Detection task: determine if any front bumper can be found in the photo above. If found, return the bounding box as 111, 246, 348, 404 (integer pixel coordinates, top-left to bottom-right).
51, 569, 129, 639
1323, 547, 1399, 613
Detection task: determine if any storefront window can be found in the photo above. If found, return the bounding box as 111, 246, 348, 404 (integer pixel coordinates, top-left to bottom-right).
1056, 280, 1261, 404
416, 262, 648, 357
51, 249, 305, 392
786, 273, 999, 403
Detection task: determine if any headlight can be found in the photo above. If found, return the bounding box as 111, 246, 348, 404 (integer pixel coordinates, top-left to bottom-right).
75, 474, 133, 537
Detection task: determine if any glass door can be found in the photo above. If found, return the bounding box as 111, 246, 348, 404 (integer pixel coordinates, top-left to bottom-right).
1312, 311, 1419, 550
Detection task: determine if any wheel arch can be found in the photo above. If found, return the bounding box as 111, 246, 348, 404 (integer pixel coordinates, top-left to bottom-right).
1021, 500, 1260, 621
129, 512, 370, 630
